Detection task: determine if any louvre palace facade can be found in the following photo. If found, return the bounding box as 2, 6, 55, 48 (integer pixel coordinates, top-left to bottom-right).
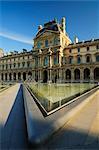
0, 17, 99, 83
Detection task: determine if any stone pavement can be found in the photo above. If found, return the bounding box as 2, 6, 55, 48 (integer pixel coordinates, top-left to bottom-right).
0, 84, 99, 149
0, 84, 29, 149
42, 90, 99, 149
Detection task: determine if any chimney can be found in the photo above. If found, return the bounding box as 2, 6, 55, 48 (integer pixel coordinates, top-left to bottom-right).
74, 36, 79, 44
61, 17, 66, 34
38, 25, 43, 31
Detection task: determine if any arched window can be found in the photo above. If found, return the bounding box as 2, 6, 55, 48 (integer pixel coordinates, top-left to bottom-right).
66, 69, 71, 80
45, 40, 48, 47
84, 68, 90, 80
96, 55, 99, 62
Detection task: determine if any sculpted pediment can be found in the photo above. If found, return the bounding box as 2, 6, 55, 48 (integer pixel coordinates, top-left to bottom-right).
36, 30, 58, 39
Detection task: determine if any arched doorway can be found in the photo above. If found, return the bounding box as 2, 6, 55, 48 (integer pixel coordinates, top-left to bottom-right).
74, 69, 80, 80
23, 72, 26, 81
13, 73, 16, 81
43, 70, 48, 83
84, 68, 90, 80
18, 72, 21, 80
66, 69, 71, 80
94, 67, 99, 80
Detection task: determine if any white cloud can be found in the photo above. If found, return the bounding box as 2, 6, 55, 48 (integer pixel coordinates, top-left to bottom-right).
0, 31, 33, 45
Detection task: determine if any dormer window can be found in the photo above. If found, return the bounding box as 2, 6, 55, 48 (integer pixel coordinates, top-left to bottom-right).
45, 40, 48, 47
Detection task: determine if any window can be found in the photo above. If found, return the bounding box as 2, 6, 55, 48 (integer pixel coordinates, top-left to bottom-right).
45, 40, 48, 47
27, 61, 30, 67
86, 56, 90, 63
69, 57, 72, 64
54, 38, 58, 45
10, 64, 11, 69
87, 47, 89, 51
54, 56, 57, 65
2, 65, 4, 70
54, 48, 57, 52
77, 56, 81, 64
78, 48, 80, 53
96, 55, 99, 62
69, 49, 72, 53
14, 63, 16, 68
6, 64, 8, 69
22, 62, 25, 67
44, 57, 48, 66
18, 63, 20, 67
37, 41, 41, 49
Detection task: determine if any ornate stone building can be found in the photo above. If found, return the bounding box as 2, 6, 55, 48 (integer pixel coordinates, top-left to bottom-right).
0, 50, 33, 82
0, 17, 99, 82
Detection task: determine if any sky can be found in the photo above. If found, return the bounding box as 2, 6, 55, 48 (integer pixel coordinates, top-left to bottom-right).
0, 0, 99, 53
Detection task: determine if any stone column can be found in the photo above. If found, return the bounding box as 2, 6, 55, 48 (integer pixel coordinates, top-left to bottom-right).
90, 68, 94, 83
12, 73, 14, 81
8, 73, 10, 81
59, 68, 62, 83
71, 69, 74, 83
39, 70, 41, 81
49, 54, 52, 68
7, 74, 8, 81
56, 70, 58, 82
80, 69, 84, 83
32, 70, 35, 80
26, 73, 28, 81
48, 69, 52, 83
63, 68, 66, 82
16, 73, 18, 81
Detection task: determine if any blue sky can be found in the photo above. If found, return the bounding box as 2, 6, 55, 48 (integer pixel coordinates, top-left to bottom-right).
0, 0, 99, 53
